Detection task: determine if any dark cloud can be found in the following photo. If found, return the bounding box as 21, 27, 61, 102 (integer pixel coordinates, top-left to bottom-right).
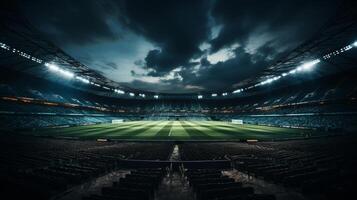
134, 59, 145, 67
121, 79, 203, 93
20, 0, 119, 45
130, 70, 144, 78
170, 0, 339, 92
19, 0, 342, 93
105, 62, 118, 70
117, 0, 339, 92
209, 0, 339, 53
115, 0, 211, 75
171, 46, 279, 91
200, 57, 211, 67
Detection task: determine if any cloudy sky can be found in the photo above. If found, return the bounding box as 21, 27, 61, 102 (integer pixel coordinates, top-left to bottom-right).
21, 0, 340, 93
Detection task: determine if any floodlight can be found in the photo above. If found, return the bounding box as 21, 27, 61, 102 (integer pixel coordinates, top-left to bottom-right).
300, 59, 320, 71
198, 95, 203, 99
233, 89, 242, 93
129, 93, 135, 97
92, 83, 101, 87
289, 69, 297, 74
273, 76, 280, 81
266, 78, 273, 83
46, 63, 59, 71
211, 93, 217, 97
353, 41, 357, 47
75, 76, 90, 84
61, 71, 74, 78
114, 89, 125, 94
46, 63, 74, 78
154, 95, 159, 99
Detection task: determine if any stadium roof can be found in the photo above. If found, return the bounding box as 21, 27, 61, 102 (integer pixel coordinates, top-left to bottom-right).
0, 1, 133, 92
240, 1, 357, 89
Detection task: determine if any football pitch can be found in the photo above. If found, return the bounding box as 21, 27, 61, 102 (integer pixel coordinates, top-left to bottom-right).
28, 120, 325, 141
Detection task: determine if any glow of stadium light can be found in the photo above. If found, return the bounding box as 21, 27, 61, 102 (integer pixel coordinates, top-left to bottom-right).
0, 42, 42, 63
258, 59, 320, 86
259, 59, 320, 86
129, 93, 135, 97
259, 78, 273, 85
222, 92, 228, 96
288, 59, 321, 75
114, 89, 125, 94
75, 76, 90, 84
90, 82, 101, 87
198, 95, 203, 99
154, 95, 159, 99
0, 42, 9, 50
289, 69, 297, 74
45, 63, 74, 78
211, 93, 217, 97
233, 89, 243, 94
297, 59, 320, 71
139, 93, 146, 98
322, 44, 353, 60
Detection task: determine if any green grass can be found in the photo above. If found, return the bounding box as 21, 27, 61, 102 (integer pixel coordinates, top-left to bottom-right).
27, 120, 323, 141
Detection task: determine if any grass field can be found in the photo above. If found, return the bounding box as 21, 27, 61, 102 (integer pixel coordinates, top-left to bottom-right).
27, 120, 325, 141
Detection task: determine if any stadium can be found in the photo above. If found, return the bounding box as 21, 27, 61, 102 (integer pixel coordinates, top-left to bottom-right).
1, 0, 357, 200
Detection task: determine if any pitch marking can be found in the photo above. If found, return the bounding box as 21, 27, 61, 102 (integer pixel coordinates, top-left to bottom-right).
168, 127, 173, 136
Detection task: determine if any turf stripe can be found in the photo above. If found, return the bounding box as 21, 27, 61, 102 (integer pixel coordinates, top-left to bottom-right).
109, 121, 161, 138
136, 121, 169, 137
41, 121, 142, 135
98, 121, 153, 136
193, 121, 300, 139
193, 121, 240, 132
192, 120, 266, 139
171, 120, 190, 137
180, 121, 211, 138
186, 121, 231, 138
154, 121, 174, 137
30, 120, 312, 140
61, 121, 145, 137
38, 124, 109, 134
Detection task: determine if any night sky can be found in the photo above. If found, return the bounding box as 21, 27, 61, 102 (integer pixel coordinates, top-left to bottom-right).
21, 0, 340, 93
